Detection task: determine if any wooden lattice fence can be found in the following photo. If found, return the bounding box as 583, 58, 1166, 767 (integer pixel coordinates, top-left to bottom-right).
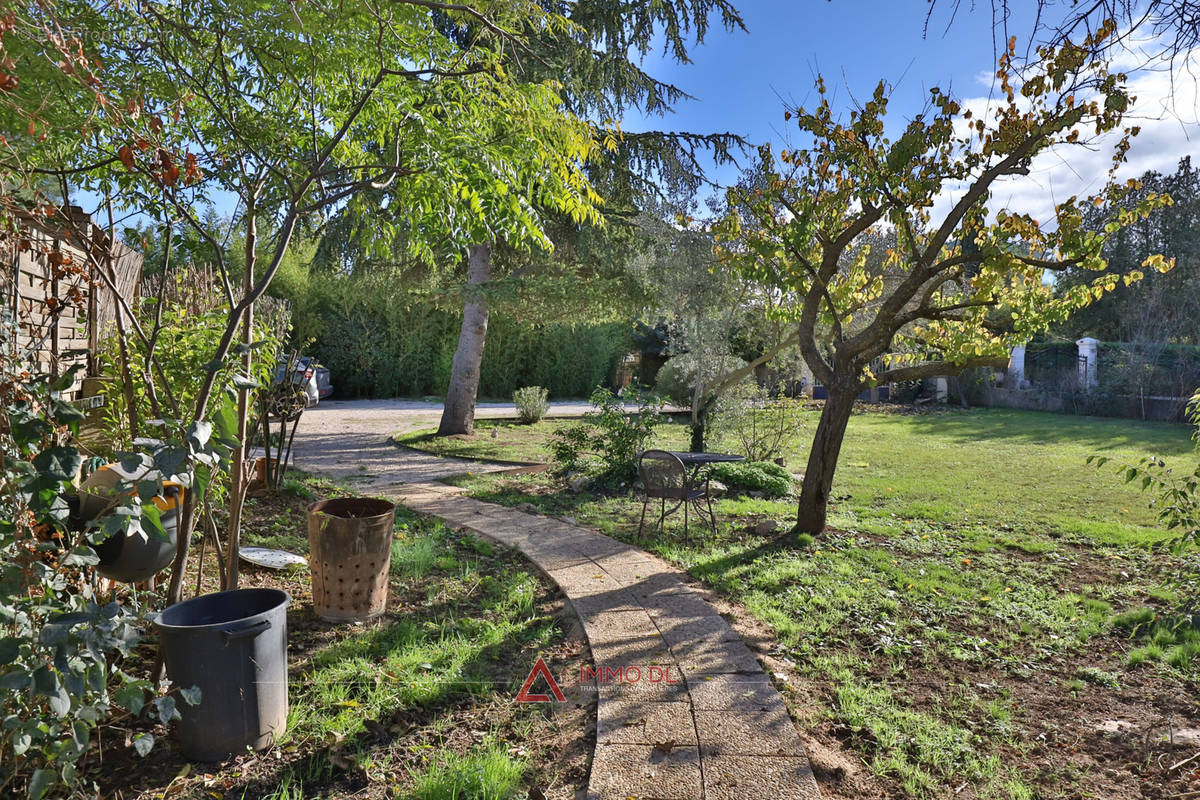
5, 210, 143, 399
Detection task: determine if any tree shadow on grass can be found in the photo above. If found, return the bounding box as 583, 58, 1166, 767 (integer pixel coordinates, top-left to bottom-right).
228, 607, 575, 800
891, 407, 1194, 454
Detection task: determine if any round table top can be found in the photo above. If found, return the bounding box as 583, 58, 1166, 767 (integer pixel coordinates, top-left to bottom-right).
667, 451, 746, 466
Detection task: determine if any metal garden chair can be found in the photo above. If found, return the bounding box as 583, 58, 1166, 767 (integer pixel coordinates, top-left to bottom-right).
637, 449, 716, 540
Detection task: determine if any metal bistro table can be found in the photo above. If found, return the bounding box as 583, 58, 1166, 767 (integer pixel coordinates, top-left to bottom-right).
667, 450, 744, 480
668, 451, 745, 536
638, 450, 745, 538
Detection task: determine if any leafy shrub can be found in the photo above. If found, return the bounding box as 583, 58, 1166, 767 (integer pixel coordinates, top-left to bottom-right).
0, 366, 201, 799
98, 293, 284, 452
280, 477, 315, 500
710, 382, 808, 461
706, 460, 794, 498
654, 353, 748, 406
513, 386, 549, 424
551, 387, 666, 485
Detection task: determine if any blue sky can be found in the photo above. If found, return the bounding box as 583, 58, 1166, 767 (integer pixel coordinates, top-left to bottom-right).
624, 0, 1198, 216
626, 0, 1034, 185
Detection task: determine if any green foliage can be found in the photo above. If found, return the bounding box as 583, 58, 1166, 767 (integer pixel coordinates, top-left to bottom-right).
1075, 666, 1120, 688
278, 270, 627, 399
654, 353, 750, 407
10, 0, 606, 258
551, 388, 666, 484
279, 478, 315, 501
1098, 341, 1200, 398
707, 460, 794, 498
834, 674, 1001, 796
1111, 606, 1156, 635
407, 745, 526, 800
1111, 607, 1200, 671
391, 537, 439, 580
1056, 157, 1200, 345
97, 290, 284, 452
513, 386, 549, 424
0, 365, 219, 798
710, 382, 808, 461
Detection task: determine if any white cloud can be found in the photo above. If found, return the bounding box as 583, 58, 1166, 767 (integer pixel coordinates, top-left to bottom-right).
930, 48, 1199, 228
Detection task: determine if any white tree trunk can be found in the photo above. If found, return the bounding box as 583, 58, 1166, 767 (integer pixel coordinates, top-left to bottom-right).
438, 244, 491, 436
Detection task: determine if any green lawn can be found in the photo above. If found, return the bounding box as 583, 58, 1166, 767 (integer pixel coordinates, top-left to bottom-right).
114, 480, 589, 800
395, 419, 588, 464
442, 406, 1200, 799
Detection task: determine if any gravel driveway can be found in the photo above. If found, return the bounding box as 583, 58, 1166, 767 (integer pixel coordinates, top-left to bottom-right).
285, 398, 605, 487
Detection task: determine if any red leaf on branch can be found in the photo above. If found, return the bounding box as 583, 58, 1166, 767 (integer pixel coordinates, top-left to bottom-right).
118, 145, 136, 171
0, 71, 17, 92
183, 152, 200, 185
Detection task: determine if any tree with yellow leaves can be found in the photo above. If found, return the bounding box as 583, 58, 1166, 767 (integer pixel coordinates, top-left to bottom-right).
716, 27, 1174, 536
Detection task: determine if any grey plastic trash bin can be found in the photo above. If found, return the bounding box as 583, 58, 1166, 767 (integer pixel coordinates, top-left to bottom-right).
155, 588, 290, 761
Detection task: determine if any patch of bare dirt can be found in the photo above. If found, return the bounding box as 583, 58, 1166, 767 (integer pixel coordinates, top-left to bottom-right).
704, 558, 1200, 800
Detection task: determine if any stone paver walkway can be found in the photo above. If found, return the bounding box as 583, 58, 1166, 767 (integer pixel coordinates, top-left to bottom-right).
289, 400, 820, 799
384, 481, 821, 800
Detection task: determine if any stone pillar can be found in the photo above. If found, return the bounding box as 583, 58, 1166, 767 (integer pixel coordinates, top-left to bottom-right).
1007, 344, 1028, 389
798, 360, 815, 399
1076, 337, 1099, 391
934, 377, 948, 402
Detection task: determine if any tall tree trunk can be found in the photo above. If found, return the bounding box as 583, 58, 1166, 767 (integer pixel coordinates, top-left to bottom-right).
437, 244, 491, 437
793, 386, 858, 535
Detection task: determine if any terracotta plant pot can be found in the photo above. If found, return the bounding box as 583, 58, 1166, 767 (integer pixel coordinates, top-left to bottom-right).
254, 456, 275, 483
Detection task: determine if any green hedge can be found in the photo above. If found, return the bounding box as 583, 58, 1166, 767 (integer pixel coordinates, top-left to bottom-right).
1098, 342, 1200, 397
284, 277, 628, 398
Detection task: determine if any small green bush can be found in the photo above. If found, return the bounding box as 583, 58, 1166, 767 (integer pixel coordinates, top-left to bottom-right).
513, 386, 549, 424
280, 477, 315, 500
710, 382, 808, 461
707, 460, 794, 498
551, 387, 666, 485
